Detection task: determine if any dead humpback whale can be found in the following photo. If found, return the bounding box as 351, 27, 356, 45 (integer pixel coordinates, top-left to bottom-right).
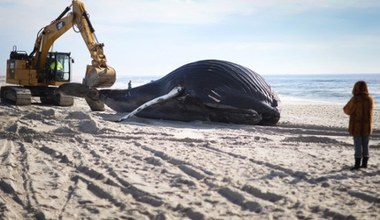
59, 60, 281, 125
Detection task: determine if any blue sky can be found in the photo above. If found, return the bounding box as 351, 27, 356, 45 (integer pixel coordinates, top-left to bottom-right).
0, 0, 379, 82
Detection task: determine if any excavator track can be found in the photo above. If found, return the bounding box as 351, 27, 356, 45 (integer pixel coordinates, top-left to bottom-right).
0, 86, 74, 107
0, 86, 32, 106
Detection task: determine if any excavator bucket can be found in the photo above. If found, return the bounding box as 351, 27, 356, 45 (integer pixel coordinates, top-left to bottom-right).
83, 65, 116, 88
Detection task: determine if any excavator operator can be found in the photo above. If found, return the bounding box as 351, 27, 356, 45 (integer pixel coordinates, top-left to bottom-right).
49, 60, 64, 80
50, 60, 63, 71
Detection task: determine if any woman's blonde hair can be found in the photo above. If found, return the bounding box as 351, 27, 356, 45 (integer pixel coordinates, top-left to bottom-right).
352, 80, 369, 96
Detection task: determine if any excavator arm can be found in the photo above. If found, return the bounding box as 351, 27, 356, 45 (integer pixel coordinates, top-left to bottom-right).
30, 0, 116, 88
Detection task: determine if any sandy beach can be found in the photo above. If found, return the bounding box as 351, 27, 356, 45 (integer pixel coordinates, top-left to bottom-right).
0, 84, 379, 219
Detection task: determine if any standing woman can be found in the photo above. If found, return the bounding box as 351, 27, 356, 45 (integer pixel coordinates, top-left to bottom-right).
343, 81, 375, 170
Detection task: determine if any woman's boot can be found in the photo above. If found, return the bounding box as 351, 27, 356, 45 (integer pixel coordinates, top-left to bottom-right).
361, 157, 369, 168
351, 158, 361, 170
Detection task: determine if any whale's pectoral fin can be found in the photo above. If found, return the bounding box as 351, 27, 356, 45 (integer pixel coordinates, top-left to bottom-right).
58, 83, 105, 111
117, 86, 184, 122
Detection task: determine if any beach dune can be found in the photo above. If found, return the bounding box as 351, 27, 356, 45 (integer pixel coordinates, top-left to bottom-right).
0, 85, 379, 219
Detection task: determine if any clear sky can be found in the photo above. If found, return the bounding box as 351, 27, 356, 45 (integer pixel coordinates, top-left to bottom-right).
0, 0, 379, 81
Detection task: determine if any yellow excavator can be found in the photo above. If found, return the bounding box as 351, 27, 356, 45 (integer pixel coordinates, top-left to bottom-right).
1, 0, 116, 106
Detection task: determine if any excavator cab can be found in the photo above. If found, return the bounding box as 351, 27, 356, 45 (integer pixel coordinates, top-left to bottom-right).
45, 52, 71, 83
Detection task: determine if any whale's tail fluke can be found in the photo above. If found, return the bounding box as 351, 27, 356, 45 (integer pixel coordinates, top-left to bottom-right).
58, 83, 90, 97
58, 83, 105, 111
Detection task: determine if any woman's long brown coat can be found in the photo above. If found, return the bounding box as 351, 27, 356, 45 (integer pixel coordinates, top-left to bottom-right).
343, 95, 374, 136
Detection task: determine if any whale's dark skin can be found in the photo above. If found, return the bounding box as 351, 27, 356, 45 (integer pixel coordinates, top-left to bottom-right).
61, 60, 281, 125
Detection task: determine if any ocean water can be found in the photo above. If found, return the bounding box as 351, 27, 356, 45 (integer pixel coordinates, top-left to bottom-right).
115, 73, 380, 105
264, 74, 380, 105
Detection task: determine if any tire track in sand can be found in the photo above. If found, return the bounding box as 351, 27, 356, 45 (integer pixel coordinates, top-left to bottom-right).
0, 140, 46, 219
71, 135, 206, 220
37, 142, 164, 219
197, 130, 376, 220
128, 128, 365, 220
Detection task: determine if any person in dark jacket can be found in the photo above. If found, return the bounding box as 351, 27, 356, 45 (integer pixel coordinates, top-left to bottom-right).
343, 81, 374, 170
